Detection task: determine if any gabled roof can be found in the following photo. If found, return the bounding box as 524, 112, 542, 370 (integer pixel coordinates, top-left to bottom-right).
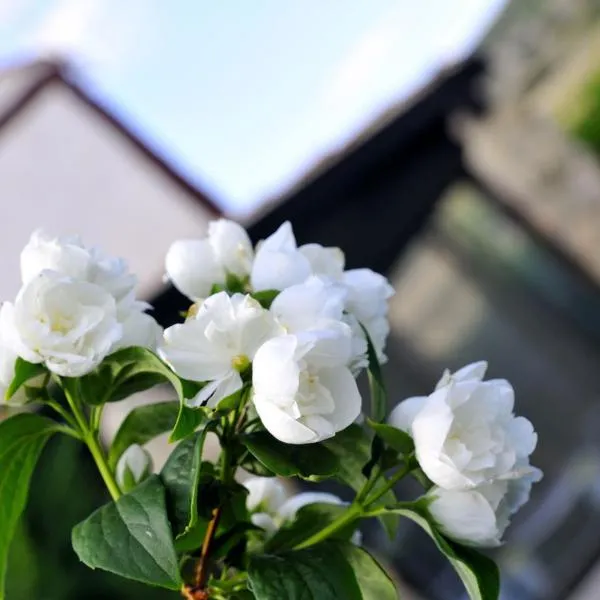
0, 58, 221, 216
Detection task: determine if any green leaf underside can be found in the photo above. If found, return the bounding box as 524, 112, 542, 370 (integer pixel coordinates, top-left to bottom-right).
266, 503, 354, 552
74, 347, 204, 442
0, 414, 59, 599
5, 358, 45, 401
242, 432, 338, 479
323, 426, 398, 538
71, 475, 181, 590
367, 419, 414, 454
360, 324, 387, 423
108, 401, 180, 469
160, 422, 216, 540
389, 503, 500, 600
248, 542, 396, 600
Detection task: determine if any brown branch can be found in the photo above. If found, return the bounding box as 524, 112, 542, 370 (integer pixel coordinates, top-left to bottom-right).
195, 506, 223, 588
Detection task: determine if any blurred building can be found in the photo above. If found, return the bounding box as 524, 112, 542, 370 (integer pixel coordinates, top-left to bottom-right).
0, 59, 220, 303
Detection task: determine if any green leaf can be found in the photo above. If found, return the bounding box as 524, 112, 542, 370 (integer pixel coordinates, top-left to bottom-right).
386, 503, 500, 600
75, 347, 207, 443
0, 413, 61, 599
71, 475, 182, 590
108, 401, 180, 469
5, 358, 46, 401
339, 543, 398, 599
323, 425, 398, 539
242, 431, 338, 479
366, 418, 414, 455
251, 289, 279, 309
266, 503, 355, 552
241, 455, 277, 478
248, 541, 396, 600
360, 324, 387, 422
171, 404, 210, 442
160, 423, 216, 538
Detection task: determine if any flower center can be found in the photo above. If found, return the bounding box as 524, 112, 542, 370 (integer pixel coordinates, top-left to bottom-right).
231, 354, 250, 373
185, 303, 201, 320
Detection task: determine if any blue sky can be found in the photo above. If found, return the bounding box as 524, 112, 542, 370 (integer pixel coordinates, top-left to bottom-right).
0, 0, 506, 215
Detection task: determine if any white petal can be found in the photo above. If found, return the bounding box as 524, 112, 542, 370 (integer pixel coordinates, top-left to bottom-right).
507, 416, 538, 459
20, 229, 91, 284
113, 311, 162, 351
411, 389, 471, 489
436, 361, 488, 389
191, 371, 243, 408
208, 219, 254, 277
388, 396, 427, 432
277, 492, 343, 522
251, 249, 311, 292
165, 239, 224, 301
244, 477, 288, 513
252, 336, 300, 400
251, 513, 279, 535
260, 222, 297, 253
299, 244, 345, 279
301, 325, 353, 369
116, 444, 152, 488
271, 276, 346, 332
317, 367, 361, 432
253, 394, 320, 444
428, 487, 502, 547
160, 321, 230, 382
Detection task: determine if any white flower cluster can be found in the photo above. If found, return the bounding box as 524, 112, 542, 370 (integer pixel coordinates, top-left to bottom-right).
0, 231, 161, 400
243, 476, 361, 544
160, 220, 394, 445
389, 362, 542, 547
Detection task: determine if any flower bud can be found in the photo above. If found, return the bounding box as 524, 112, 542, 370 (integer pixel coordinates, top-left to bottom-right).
116, 444, 152, 493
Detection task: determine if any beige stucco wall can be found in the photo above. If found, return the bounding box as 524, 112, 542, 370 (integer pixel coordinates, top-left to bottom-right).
0, 83, 216, 301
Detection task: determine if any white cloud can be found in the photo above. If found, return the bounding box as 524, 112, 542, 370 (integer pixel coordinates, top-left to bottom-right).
24, 0, 156, 75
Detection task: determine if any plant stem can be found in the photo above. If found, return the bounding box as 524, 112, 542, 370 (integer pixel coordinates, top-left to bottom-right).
46, 399, 80, 431
364, 462, 412, 507
64, 383, 121, 502
292, 503, 363, 550
356, 464, 382, 504
85, 430, 122, 501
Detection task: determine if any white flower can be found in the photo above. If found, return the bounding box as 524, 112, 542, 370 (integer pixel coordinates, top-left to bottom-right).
270, 276, 347, 333
165, 220, 253, 301
159, 292, 282, 407
299, 244, 345, 280
428, 466, 542, 547
251, 222, 312, 292
243, 477, 361, 543
165, 239, 223, 301
244, 477, 288, 535
21, 231, 91, 284
252, 333, 361, 444
0, 303, 42, 405
342, 268, 394, 365
389, 361, 539, 491
116, 444, 152, 493
20, 230, 157, 351
278, 491, 363, 546
5, 271, 122, 377
114, 311, 163, 352
208, 219, 254, 278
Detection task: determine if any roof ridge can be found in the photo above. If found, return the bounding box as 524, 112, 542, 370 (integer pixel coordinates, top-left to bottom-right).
0, 56, 222, 217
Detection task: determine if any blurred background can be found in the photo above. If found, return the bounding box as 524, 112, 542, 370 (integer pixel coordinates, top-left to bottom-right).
2, 1, 600, 598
